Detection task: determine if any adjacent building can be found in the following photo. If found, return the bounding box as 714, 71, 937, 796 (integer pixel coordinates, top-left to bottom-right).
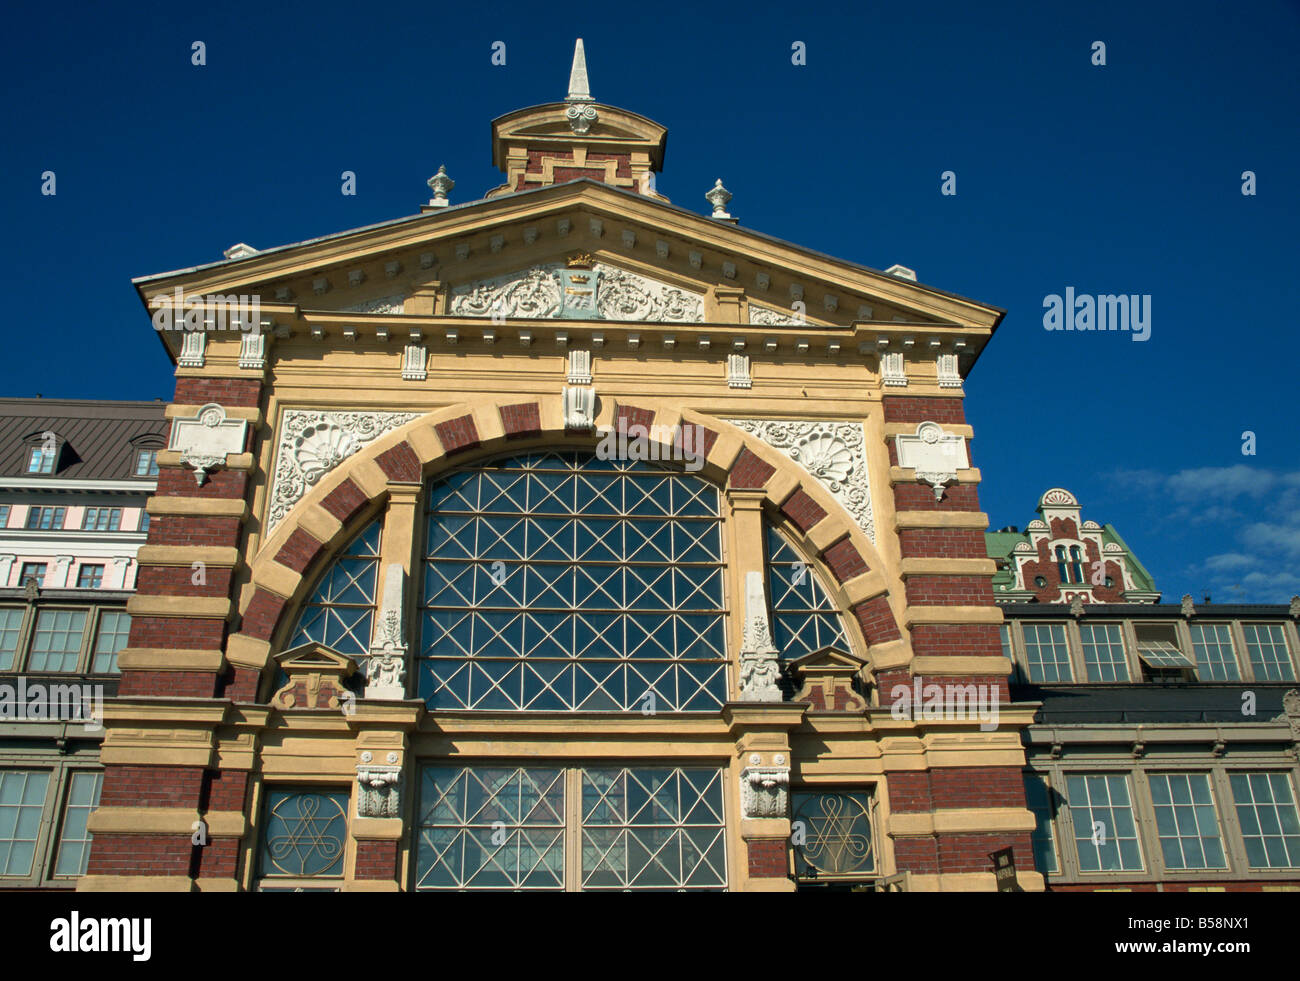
0, 398, 163, 888
994, 489, 1300, 891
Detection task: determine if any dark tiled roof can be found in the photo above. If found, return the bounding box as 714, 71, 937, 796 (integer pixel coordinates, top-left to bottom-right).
0, 398, 167, 481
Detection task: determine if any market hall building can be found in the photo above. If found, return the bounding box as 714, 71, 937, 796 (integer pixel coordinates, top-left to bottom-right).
77, 41, 1039, 892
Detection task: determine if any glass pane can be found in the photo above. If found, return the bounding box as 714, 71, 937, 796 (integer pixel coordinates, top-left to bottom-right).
0, 771, 51, 877
28, 609, 88, 672
54, 771, 103, 877
259, 789, 349, 878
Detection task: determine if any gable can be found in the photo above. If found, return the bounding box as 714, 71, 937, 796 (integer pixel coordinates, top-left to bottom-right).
135, 180, 1003, 363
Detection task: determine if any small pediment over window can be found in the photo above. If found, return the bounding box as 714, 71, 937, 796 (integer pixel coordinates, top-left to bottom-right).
272, 642, 357, 711
789, 646, 869, 712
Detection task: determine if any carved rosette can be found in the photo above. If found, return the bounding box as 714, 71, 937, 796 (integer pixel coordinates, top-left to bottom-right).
448, 263, 704, 323
727, 419, 875, 544
356, 751, 402, 818
268, 410, 419, 532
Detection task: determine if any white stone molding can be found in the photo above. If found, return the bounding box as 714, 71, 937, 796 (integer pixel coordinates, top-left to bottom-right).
448, 262, 703, 323
267, 410, 419, 532
0, 555, 13, 587
178, 331, 206, 368
337, 294, 406, 315
238, 329, 266, 370
402, 342, 427, 381
749, 304, 802, 327
567, 349, 592, 385
55, 556, 73, 588
936, 351, 962, 389
168, 403, 249, 486
563, 385, 596, 431
356, 751, 402, 818
112, 556, 133, 587
895, 421, 969, 501
727, 353, 752, 389
727, 418, 876, 543
366, 565, 408, 700
882, 350, 907, 387
740, 757, 790, 819
738, 571, 783, 702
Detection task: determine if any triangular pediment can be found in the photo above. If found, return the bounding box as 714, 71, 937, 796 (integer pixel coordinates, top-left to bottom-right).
274, 641, 356, 674
135, 180, 1002, 361
788, 645, 865, 673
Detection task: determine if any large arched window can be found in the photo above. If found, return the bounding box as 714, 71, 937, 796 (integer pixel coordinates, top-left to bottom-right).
417, 451, 728, 711
765, 526, 849, 658
289, 520, 381, 658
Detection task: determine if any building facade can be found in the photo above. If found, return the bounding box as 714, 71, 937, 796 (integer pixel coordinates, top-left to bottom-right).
77, 42, 1039, 893
994, 489, 1300, 891
0, 398, 162, 888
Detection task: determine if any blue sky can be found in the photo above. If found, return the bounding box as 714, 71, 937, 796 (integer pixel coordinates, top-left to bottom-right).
2, 1, 1297, 601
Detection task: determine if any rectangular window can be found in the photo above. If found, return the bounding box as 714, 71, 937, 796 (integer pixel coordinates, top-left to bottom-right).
1066, 773, 1144, 872
92, 611, 130, 674
1022, 623, 1073, 683
0, 770, 50, 877
1189, 623, 1239, 680
76, 565, 104, 589
416, 766, 566, 890
1079, 623, 1129, 682
1148, 773, 1226, 870
1242, 624, 1295, 682
134, 450, 159, 477
27, 446, 55, 475
19, 563, 46, 588
0, 505, 9, 527
1023, 772, 1059, 874
25, 507, 65, 531
1230, 772, 1300, 869
138, 511, 150, 535
0, 608, 24, 671
53, 771, 103, 877
81, 508, 122, 532
414, 765, 727, 891
258, 789, 350, 880
27, 609, 87, 672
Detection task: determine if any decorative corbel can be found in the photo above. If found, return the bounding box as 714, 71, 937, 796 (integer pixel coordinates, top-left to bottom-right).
895, 421, 968, 501
356, 750, 402, 818
739, 752, 790, 819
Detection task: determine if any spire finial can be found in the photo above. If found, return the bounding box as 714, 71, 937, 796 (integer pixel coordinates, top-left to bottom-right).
566, 38, 591, 102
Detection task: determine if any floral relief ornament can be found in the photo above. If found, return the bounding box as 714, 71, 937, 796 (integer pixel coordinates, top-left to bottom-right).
268, 410, 419, 531
726, 419, 875, 544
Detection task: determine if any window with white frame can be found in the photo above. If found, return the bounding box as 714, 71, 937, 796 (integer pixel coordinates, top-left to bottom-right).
19, 563, 46, 588
766, 526, 849, 661
1148, 773, 1226, 870
417, 452, 728, 712
1229, 772, 1300, 869
1079, 623, 1129, 682
26, 445, 55, 475
414, 764, 727, 891
289, 521, 381, 659
1066, 773, 1144, 872
1022, 623, 1073, 683
1189, 623, 1239, 681
1241, 624, 1294, 682
134, 449, 159, 477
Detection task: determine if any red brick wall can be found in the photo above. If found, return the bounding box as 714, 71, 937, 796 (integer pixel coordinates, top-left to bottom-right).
747, 838, 788, 879
355, 840, 399, 880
